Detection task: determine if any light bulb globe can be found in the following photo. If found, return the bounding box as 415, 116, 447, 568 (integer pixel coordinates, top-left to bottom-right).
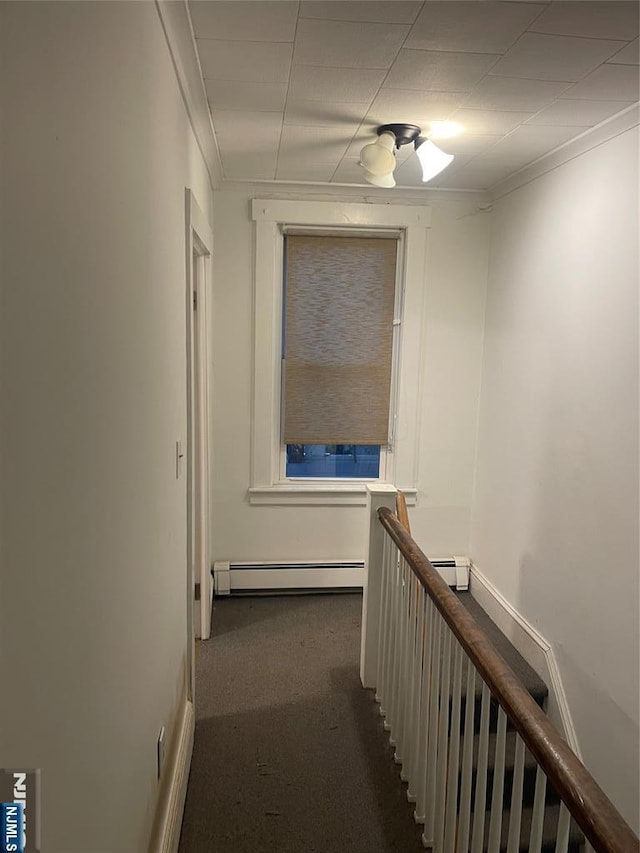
359, 141, 396, 176
414, 139, 454, 183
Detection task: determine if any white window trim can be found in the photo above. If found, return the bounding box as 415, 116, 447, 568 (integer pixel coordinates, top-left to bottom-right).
249, 199, 431, 506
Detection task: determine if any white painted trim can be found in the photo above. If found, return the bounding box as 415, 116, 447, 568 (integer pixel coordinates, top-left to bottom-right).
252, 199, 431, 227
454, 558, 470, 591
247, 485, 417, 506
149, 699, 195, 853
213, 560, 231, 596
220, 180, 490, 204
188, 192, 213, 251
490, 103, 639, 201
155, 0, 222, 189
469, 563, 581, 757
250, 199, 432, 501
195, 253, 212, 641
185, 189, 214, 662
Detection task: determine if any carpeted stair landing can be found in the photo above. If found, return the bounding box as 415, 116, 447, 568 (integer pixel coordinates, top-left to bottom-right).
179, 592, 426, 852
178, 591, 553, 853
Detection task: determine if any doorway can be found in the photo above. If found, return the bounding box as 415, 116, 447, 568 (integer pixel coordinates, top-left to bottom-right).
185, 189, 213, 701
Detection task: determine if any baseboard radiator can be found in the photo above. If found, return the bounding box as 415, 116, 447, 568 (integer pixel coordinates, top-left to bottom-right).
213, 558, 469, 595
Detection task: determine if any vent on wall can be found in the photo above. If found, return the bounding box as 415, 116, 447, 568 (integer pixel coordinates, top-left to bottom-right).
213, 558, 469, 595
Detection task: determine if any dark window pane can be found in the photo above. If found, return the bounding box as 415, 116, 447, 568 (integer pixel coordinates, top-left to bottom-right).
286, 444, 380, 478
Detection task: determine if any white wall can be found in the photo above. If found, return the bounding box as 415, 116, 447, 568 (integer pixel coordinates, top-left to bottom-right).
210, 188, 489, 563
471, 125, 639, 830
0, 3, 212, 851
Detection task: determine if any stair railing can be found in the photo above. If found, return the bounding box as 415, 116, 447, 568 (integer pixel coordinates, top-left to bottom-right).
360, 486, 639, 853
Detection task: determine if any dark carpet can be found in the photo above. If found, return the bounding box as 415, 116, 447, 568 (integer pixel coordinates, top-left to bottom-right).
178, 592, 425, 853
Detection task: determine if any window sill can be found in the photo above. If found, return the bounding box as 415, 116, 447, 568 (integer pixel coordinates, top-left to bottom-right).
247, 484, 417, 507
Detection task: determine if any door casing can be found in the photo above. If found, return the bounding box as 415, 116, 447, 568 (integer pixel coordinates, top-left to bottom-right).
185, 189, 213, 701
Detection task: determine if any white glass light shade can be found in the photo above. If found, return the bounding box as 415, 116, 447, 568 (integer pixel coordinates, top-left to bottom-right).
364, 170, 396, 188
415, 139, 454, 183
359, 131, 396, 176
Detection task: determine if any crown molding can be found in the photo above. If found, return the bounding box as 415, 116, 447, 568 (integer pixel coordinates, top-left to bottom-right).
155, 0, 222, 190
490, 103, 640, 202
216, 178, 490, 205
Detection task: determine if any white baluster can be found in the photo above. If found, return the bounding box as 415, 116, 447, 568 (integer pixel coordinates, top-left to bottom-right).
433, 626, 453, 853
422, 609, 443, 846
471, 682, 492, 853
406, 578, 423, 800
415, 596, 435, 825
402, 573, 419, 782
380, 542, 392, 720
456, 658, 477, 853
375, 534, 392, 712
391, 556, 409, 754
385, 546, 401, 736
506, 735, 526, 853
444, 641, 464, 853
555, 802, 571, 853
487, 707, 508, 853
529, 765, 548, 853
394, 557, 413, 764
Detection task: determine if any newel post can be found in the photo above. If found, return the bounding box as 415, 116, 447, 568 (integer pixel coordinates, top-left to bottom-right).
360, 484, 397, 688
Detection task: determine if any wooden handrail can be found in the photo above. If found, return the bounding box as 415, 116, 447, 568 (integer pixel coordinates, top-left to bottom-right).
378, 505, 639, 853
395, 491, 411, 534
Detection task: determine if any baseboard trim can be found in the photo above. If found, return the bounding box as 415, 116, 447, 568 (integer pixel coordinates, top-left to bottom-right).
469, 563, 581, 758
149, 699, 195, 853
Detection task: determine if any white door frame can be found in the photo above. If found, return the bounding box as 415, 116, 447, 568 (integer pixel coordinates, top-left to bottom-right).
185, 189, 213, 701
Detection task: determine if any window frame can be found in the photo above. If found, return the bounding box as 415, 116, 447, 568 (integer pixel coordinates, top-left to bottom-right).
249, 199, 431, 506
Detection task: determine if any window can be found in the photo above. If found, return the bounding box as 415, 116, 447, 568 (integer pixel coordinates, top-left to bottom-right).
250, 200, 430, 506
282, 233, 399, 480
285, 444, 381, 478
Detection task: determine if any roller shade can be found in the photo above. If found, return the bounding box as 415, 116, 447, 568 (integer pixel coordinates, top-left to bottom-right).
283, 234, 397, 445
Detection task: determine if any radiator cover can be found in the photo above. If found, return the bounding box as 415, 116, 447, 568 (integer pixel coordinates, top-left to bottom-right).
213, 558, 469, 594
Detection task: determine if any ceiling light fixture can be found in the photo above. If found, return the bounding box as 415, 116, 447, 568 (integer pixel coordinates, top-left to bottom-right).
359, 123, 455, 188
415, 138, 455, 183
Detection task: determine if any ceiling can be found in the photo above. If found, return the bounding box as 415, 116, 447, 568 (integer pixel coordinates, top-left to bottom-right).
188, 1, 639, 192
